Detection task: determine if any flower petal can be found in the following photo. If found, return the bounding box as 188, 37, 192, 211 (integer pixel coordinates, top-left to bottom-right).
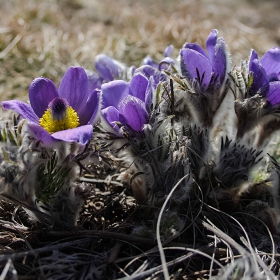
164, 45, 174, 57
267, 81, 280, 106
127, 66, 136, 80
142, 55, 158, 68
2, 100, 39, 123
260, 47, 280, 81
180, 48, 213, 88
183, 43, 208, 57
26, 122, 55, 145
135, 65, 156, 78
79, 89, 101, 125
158, 57, 174, 70
206, 29, 218, 63
119, 95, 148, 132
145, 76, 155, 111
101, 80, 129, 109
85, 69, 103, 92
58, 66, 89, 115
95, 54, 124, 81
249, 49, 259, 71
101, 106, 120, 132
135, 65, 167, 86
29, 77, 59, 118
52, 125, 93, 145
248, 59, 269, 97
129, 73, 149, 102
212, 37, 228, 85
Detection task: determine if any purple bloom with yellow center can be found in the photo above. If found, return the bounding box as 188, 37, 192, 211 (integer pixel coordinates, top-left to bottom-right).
101, 72, 154, 134
180, 29, 228, 91
248, 47, 280, 106
2, 66, 101, 145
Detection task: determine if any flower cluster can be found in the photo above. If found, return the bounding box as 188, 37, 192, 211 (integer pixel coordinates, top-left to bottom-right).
2, 29, 280, 230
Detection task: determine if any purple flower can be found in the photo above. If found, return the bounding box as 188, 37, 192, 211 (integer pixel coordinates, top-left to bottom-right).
2, 66, 101, 145
101, 72, 153, 134
248, 48, 280, 106
94, 54, 126, 81
142, 45, 175, 71
180, 29, 229, 91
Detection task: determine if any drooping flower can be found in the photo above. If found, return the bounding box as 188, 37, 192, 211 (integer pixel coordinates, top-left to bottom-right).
248, 47, 280, 106
180, 29, 229, 92
2, 66, 101, 145
94, 54, 135, 82
142, 45, 175, 71
101, 72, 154, 134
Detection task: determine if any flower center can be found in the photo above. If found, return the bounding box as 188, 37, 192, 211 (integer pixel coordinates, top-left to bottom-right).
39, 97, 80, 134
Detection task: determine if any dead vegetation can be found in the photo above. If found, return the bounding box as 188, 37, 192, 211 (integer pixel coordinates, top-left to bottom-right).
0, 0, 279, 101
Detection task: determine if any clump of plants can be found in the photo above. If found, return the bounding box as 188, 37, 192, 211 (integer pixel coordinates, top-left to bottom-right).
1, 29, 280, 279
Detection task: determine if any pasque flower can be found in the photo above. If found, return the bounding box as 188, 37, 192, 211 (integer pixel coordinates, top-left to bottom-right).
2, 66, 101, 145
234, 47, 280, 144
94, 54, 135, 82
142, 45, 175, 71
95, 54, 125, 81
101, 72, 152, 134
248, 47, 280, 106
180, 29, 228, 91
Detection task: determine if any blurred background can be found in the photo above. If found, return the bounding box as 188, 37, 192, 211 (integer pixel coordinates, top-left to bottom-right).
0, 0, 280, 101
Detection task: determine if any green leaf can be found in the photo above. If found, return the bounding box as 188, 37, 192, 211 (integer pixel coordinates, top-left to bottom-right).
35, 151, 72, 203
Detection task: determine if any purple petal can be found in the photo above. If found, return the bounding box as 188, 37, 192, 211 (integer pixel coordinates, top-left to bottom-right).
85, 69, 103, 92
29, 77, 59, 118
180, 48, 213, 88
135, 65, 157, 78
78, 89, 101, 125
27, 123, 55, 145
58, 66, 89, 115
134, 65, 166, 86
212, 37, 228, 85
142, 55, 158, 68
260, 47, 280, 81
267, 81, 280, 106
129, 73, 149, 102
184, 43, 208, 58
119, 95, 148, 132
95, 54, 123, 81
101, 106, 120, 132
249, 49, 259, 71
52, 125, 93, 145
206, 29, 218, 63
128, 66, 136, 78
164, 45, 174, 57
101, 80, 129, 109
158, 57, 174, 70
2, 100, 39, 123
249, 59, 269, 97
145, 76, 155, 111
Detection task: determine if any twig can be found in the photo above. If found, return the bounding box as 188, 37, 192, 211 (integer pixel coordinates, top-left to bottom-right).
47, 230, 155, 247
79, 176, 124, 187
107, 241, 123, 264
0, 239, 91, 261
156, 174, 190, 280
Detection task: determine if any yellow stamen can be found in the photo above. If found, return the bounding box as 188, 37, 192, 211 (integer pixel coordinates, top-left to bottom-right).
39, 106, 80, 134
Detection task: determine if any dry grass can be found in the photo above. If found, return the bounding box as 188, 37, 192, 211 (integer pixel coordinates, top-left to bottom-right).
1, 0, 280, 279
0, 0, 279, 101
